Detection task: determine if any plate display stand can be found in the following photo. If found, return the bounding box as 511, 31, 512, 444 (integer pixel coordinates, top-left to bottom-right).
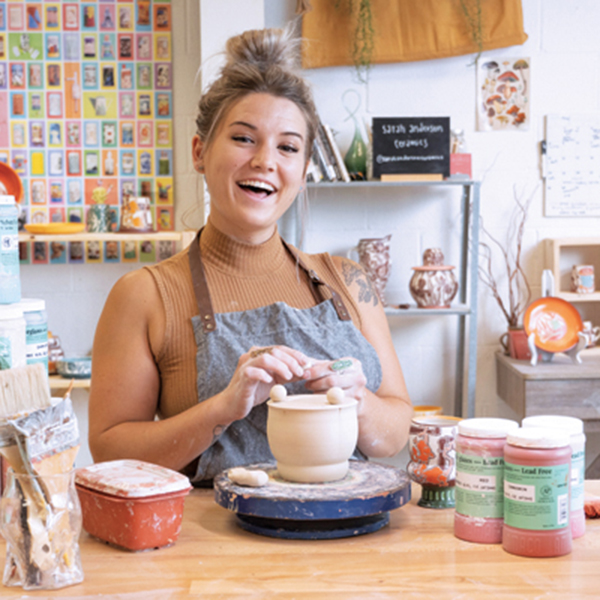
527, 332, 588, 366
213, 460, 411, 540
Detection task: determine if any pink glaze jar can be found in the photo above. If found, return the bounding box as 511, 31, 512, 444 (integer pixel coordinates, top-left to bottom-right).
454, 418, 519, 544
522, 415, 586, 539
502, 428, 572, 558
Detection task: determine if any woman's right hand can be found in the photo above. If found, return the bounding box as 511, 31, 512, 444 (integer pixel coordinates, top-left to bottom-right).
220, 345, 312, 422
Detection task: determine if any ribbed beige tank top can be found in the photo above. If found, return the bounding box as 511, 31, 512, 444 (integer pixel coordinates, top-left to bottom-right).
145, 220, 362, 419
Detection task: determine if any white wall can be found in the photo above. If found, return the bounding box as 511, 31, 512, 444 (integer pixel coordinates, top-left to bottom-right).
21, 0, 600, 467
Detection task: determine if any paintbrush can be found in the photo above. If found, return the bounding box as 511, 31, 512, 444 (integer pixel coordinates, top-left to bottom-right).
0, 363, 52, 421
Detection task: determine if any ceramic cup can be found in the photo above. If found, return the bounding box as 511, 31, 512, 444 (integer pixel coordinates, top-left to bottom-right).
267, 390, 358, 483
86, 204, 118, 233
571, 264, 595, 294
347, 234, 392, 305
582, 320, 600, 347
407, 415, 461, 508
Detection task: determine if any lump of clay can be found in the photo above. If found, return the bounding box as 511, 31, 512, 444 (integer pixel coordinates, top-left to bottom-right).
326, 386, 345, 405
228, 467, 269, 487
270, 384, 287, 402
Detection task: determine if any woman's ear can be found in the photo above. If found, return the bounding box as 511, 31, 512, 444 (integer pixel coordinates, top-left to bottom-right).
192, 135, 204, 173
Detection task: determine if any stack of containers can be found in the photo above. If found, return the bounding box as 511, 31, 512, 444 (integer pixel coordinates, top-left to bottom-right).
0, 194, 48, 375
454, 418, 519, 543
502, 427, 572, 558
522, 415, 586, 539
0, 195, 26, 371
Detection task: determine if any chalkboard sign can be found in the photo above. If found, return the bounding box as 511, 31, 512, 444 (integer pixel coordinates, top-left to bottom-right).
372, 117, 450, 179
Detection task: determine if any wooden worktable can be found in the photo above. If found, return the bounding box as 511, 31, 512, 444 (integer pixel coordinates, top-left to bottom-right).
2, 481, 599, 599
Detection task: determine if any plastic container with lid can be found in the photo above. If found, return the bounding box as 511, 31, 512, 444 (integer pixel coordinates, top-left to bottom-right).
522, 415, 586, 539
0, 305, 26, 370
0, 195, 21, 304
75, 459, 192, 551
454, 417, 519, 543
502, 427, 572, 558
12, 298, 48, 372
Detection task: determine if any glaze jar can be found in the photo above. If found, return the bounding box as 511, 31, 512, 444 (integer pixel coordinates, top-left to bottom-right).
12, 298, 48, 372
454, 418, 519, 543
0, 305, 26, 370
267, 391, 358, 483
502, 428, 572, 557
522, 415, 586, 539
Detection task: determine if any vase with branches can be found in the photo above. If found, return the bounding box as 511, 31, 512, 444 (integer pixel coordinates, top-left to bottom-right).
478, 186, 535, 334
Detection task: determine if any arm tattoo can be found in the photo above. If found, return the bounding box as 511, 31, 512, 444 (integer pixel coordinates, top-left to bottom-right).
341, 259, 380, 307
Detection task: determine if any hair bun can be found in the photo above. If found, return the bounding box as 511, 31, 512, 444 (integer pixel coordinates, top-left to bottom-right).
225, 27, 300, 72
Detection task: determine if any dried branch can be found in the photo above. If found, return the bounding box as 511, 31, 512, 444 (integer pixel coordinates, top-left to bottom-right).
478, 185, 536, 328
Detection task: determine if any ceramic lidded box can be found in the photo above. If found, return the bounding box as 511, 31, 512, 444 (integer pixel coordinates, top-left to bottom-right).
267, 386, 358, 483
75, 459, 191, 551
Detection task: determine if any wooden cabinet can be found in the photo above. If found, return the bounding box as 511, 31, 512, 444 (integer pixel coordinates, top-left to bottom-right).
304, 179, 481, 417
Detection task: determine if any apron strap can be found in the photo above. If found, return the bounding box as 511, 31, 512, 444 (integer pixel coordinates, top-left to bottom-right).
188, 229, 217, 334
188, 229, 351, 333
281, 240, 351, 322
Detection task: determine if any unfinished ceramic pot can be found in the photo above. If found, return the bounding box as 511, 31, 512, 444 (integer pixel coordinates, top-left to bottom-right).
267, 386, 358, 483
409, 248, 458, 309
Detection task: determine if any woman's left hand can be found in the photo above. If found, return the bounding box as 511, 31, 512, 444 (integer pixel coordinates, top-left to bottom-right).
303, 357, 367, 403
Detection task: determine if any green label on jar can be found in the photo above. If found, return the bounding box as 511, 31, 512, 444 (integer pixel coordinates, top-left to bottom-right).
571, 450, 585, 512
455, 453, 505, 518
504, 461, 570, 530
0, 336, 12, 370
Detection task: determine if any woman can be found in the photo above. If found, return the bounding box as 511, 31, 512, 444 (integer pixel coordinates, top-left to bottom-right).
89, 27, 412, 484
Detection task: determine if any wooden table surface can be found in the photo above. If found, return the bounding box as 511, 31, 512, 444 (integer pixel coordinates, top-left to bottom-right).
2, 481, 599, 599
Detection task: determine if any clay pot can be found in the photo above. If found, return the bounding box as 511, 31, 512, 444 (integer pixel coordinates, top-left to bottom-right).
267, 387, 358, 483
409, 248, 458, 309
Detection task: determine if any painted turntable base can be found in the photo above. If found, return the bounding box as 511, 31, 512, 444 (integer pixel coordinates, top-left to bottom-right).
213, 460, 411, 539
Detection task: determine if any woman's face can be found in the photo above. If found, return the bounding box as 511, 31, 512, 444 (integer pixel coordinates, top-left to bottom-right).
192, 93, 309, 244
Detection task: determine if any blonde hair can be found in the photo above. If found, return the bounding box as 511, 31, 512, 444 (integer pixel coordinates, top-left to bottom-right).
195, 27, 318, 159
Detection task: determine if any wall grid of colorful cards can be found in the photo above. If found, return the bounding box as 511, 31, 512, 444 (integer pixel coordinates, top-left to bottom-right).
0, 1, 175, 264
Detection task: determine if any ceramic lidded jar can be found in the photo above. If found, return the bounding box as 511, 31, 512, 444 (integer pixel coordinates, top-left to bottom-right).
267, 386, 358, 483
409, 248, 459, 309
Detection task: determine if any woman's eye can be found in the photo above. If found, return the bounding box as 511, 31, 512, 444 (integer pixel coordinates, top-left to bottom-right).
280, 144, 299, 154
232, 135, 253, 143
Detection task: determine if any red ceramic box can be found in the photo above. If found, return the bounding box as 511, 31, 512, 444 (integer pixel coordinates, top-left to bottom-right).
75, 459, 191, 552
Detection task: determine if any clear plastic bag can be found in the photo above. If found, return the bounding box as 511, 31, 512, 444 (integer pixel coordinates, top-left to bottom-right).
1, 469, 83, 590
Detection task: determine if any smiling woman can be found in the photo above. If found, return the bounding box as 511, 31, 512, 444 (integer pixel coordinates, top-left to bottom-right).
88, 27, 412, 486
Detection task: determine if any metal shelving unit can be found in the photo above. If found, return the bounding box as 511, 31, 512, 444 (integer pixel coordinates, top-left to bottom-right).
304, 179, 480, 418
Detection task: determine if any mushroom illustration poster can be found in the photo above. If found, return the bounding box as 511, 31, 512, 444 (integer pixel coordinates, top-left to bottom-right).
0, 1, 175, 264
477, 58, 530, 132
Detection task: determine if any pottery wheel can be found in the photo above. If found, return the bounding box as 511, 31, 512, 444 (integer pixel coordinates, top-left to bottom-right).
213, 460, 411, 540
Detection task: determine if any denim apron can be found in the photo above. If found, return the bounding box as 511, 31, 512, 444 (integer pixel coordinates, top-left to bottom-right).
188, 231, 382, 483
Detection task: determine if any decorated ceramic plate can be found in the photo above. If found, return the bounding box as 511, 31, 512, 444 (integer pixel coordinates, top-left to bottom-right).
0, 162, 24, 203
24, 223, 86, 235
523, 297, 583, 353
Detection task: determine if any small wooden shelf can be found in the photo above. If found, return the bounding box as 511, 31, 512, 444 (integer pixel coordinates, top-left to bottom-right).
18, 231, 183, 243
545, 237, 600, 297
49, 375, 91, 391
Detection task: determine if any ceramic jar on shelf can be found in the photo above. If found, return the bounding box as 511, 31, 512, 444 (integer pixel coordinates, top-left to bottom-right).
409, 248, 458, 309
